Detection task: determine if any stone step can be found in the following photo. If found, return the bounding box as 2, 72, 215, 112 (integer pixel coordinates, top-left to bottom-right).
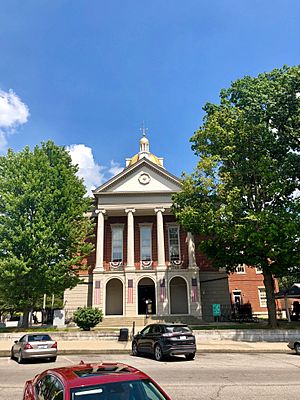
99, 315, 206, 328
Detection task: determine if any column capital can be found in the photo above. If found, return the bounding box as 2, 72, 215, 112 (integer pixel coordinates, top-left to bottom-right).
154, 207, 165, 213
95, 209, 106, 215
125, 208, 136, 214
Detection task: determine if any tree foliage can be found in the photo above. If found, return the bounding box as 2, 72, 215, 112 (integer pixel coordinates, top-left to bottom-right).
173, 65, 300, 328
0, 141, 94, 327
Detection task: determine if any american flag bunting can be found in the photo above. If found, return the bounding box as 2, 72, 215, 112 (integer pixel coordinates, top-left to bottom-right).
127, 279, 133, 304
160, 278, 166, 302
94, 280, 101, 305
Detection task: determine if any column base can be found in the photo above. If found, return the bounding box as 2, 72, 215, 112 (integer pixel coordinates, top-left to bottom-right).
93, 267, 104, 273
125, 266, 136, 272
156, 265, 168, 272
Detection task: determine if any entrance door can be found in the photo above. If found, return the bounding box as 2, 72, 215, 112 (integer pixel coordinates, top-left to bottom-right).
170, 277, 188, 314
105, 279, 123, 315
138, 277, 156, 315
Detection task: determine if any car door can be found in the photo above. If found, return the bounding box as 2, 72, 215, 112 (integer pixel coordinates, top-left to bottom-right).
148, 324, 162, 354
13, 335, 26, 355
137, 325, 152, 353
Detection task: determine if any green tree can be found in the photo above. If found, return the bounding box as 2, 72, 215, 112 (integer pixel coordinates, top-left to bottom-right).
0, 141, 94, 327
173, 65, 300, 328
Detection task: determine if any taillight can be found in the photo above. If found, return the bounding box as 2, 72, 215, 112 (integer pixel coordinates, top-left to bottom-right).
51, 342, 57, 349
24, 343, 33, 350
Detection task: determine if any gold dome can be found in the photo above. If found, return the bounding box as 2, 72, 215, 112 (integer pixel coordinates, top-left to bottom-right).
127, 152, 163, 167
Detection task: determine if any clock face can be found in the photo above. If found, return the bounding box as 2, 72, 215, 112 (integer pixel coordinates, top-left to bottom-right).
138, 172, 151, 185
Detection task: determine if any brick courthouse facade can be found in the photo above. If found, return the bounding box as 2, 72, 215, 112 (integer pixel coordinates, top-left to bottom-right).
64, 134, 269, 322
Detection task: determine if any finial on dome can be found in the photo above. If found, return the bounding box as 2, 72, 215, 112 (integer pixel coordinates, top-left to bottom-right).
139, 121, 149, 153
140, 120, 148, 137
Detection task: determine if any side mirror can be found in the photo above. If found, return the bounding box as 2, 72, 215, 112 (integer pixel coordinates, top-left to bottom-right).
14, 340, 18, 344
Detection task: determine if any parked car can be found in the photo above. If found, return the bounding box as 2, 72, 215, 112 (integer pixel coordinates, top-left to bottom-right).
23, 361, 171, 400
287, 339, 300, 355
11, 333, 57, 364
132, 323, 196, 361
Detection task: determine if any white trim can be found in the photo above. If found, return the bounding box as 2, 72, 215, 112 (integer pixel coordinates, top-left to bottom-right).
258, 287, 267, 308
235, 264, 246, 274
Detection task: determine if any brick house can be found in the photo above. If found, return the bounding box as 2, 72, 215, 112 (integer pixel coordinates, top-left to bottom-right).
64, 134, 270, 323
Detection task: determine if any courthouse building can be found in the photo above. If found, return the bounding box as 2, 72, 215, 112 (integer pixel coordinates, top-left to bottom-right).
64, 133, 268, 323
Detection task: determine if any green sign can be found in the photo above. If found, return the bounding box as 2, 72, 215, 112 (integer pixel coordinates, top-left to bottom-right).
212, 303, 221, 317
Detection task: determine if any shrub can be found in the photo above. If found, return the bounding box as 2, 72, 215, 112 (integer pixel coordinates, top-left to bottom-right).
73, 307, 103, 331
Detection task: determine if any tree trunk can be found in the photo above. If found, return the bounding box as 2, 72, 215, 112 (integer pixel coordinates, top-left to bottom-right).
263, 268, 278, 328
21, 308, 30, 329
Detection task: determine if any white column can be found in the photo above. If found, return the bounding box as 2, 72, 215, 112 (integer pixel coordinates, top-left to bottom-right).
187, 232, 197, 269
95, 209, 106, 271
155, 207, 166, 269
125, 208, 135, 269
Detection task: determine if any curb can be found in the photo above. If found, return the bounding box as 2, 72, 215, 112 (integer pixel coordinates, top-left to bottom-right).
0, 349, 291, 357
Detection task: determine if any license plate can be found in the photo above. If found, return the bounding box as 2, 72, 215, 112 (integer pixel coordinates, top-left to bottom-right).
37, 345, 47, 349
180, 336, 186, 340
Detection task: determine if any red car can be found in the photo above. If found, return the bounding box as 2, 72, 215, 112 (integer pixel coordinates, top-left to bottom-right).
23, 361, 171, 400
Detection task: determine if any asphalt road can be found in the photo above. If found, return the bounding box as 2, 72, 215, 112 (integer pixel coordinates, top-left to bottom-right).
1, 352, 300, 400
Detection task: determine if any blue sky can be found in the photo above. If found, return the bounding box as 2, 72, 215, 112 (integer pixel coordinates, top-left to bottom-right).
0, 1, 299, 193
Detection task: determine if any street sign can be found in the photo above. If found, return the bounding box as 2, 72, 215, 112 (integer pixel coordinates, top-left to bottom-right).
212, 303, 221, 317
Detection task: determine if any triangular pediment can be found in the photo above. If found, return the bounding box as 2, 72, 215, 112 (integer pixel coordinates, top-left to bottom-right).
93, 158, 182, 195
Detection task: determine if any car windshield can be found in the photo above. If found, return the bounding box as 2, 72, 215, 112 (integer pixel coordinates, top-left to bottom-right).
28, 334, 52, 341
70, 379, 168, 400
165, 325, 191, 334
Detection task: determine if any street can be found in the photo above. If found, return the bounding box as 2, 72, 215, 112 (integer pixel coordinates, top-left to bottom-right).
0, 352, 299, 399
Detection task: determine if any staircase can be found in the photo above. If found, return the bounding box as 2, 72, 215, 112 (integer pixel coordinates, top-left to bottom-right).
100, 315, 206, 329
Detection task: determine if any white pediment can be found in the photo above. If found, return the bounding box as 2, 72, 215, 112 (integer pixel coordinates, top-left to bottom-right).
94, 159, 182, 194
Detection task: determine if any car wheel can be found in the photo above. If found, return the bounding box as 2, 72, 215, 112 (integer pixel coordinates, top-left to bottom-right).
295, 342, 300, 355
132, 341, 139, 356
154, 344, 163, 361
185, 353, 195, 361
17, 350, 23, 364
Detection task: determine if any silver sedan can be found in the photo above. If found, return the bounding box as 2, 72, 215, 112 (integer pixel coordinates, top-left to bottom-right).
11, 333, 57, 363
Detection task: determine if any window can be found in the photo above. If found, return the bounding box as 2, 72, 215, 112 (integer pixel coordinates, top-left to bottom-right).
256, 267, 263, 274
111, 225, 123, 262
168, 226, 180, 261
232, 290, 241, 305
236, 264, 246, 274
140, 225, 152, 261
36, 375, 64, 400
258, 288, 267, 307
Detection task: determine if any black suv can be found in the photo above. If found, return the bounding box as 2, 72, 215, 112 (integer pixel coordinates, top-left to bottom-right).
132, 323, 196, 361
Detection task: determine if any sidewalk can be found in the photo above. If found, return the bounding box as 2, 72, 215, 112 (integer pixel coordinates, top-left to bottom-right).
0, 339, 290, 357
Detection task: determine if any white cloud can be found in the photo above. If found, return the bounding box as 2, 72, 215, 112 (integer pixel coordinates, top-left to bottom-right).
108, 160, 123, 177
67, 144, 124, 196
0, 89, 29, 151
67, 144, 106, 196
